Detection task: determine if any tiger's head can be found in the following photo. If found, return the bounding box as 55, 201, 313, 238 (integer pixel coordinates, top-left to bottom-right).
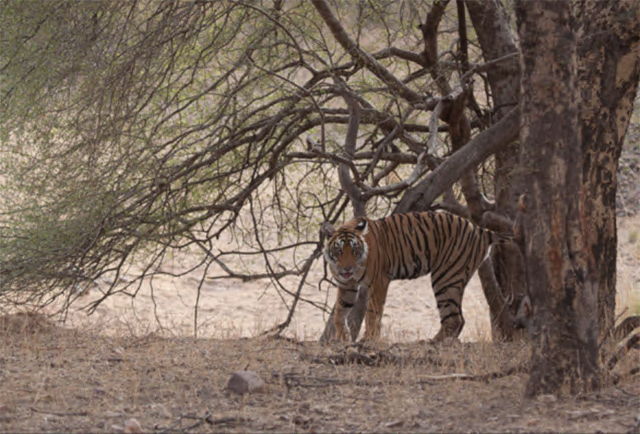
322, 218, 369, 284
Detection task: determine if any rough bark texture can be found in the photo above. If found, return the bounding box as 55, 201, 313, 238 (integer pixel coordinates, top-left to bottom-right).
517, 0, 599, 397
576, 0, 640, 340
465, 0, 526, 341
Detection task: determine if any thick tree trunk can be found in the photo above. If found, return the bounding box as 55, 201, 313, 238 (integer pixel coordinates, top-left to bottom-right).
465, 0, 526, 341
576, 0, 640, 340
517, 0, 599, 396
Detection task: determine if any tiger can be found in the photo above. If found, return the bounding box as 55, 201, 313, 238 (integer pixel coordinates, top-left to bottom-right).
322, 210, 512, 342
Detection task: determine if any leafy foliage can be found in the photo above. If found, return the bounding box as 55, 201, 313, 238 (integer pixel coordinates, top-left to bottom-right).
0, 0, 509, 318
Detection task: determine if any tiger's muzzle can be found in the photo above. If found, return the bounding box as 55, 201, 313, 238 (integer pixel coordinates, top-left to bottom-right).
338, 267, 354, 280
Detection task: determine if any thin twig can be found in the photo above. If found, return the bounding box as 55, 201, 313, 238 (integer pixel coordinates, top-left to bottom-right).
30, 407, 88, 417
158, 412, 251, 434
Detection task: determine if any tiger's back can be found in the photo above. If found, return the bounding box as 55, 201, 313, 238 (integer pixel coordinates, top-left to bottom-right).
324, 210, 510, 342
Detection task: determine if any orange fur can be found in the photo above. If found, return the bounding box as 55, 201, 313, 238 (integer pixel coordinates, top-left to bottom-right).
324, 211, 511, 342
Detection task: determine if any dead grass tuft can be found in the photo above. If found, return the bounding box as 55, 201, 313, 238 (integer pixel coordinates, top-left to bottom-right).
0, 312, 59, 335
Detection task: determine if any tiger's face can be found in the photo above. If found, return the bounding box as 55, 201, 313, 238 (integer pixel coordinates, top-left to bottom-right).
323, 219, 369, 284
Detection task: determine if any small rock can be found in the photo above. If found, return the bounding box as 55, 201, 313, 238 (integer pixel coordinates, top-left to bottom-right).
124, 418, 143, 433
197, 387, 214, 399
151, 403, 172, 419
111, 425, 124, 433
94, 387, 107, 396
416, 409, 432, 418
537, 394, 557, 403
225, 371, 266, 395
293, 415, 312, 426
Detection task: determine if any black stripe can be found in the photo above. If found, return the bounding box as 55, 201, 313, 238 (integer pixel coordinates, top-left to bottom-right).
391, 216, 409, 278
434, 228, 476, 288
417, 214, 433, 266
434, 280, 464, 297
436, 297, 461, 309
437, 218, 458, 268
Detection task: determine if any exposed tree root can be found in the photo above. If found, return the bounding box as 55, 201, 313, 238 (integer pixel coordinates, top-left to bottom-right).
273, 361, 528, 390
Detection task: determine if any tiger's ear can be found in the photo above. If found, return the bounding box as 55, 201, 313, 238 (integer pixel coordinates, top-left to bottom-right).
355, 219, 368, 235
320, 222, 335, 240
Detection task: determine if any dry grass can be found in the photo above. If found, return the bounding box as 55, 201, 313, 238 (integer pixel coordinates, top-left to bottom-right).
618, 216, 640, 317
0, 312, 639, 433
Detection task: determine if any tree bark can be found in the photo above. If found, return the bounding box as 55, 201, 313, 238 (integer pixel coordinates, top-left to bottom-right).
465, 0, 526, 341
576, 0, 640, 340
517, 0, 599, 396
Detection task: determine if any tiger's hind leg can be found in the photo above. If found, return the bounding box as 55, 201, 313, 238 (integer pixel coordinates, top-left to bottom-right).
431, 281, 468, 342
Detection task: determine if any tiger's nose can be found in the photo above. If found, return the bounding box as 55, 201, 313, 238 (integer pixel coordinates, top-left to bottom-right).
340, 267, 353, 278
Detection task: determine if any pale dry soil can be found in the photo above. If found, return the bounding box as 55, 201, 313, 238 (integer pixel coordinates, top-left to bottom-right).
0, 318, 639, 434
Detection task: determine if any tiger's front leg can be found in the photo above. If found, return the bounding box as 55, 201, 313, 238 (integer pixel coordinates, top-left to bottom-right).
363, 279, 389, 342
334, 286, 359, 342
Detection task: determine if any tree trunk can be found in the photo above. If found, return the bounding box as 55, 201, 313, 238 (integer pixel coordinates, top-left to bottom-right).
576, 0, 640, 341
465, 0, 526, 341
517, 0, 599, 396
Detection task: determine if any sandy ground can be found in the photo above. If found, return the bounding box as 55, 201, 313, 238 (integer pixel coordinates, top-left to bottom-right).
58, 215, 640, 343
0, 316, 639, 434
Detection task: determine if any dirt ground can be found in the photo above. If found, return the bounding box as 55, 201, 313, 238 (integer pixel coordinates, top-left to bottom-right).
0, 316, 639, 434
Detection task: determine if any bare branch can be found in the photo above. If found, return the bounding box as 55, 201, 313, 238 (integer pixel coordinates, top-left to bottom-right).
460, 52, 519, 82
482, 211, 515, 235
311, 0, 437, 109
396, 106, 520, 213
339, 91, 366, 217
359, 103, 444, 200
373, 47, 425, 66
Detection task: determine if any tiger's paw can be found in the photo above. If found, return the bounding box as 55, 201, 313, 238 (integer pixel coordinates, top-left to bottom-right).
357, 336, 382, 349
